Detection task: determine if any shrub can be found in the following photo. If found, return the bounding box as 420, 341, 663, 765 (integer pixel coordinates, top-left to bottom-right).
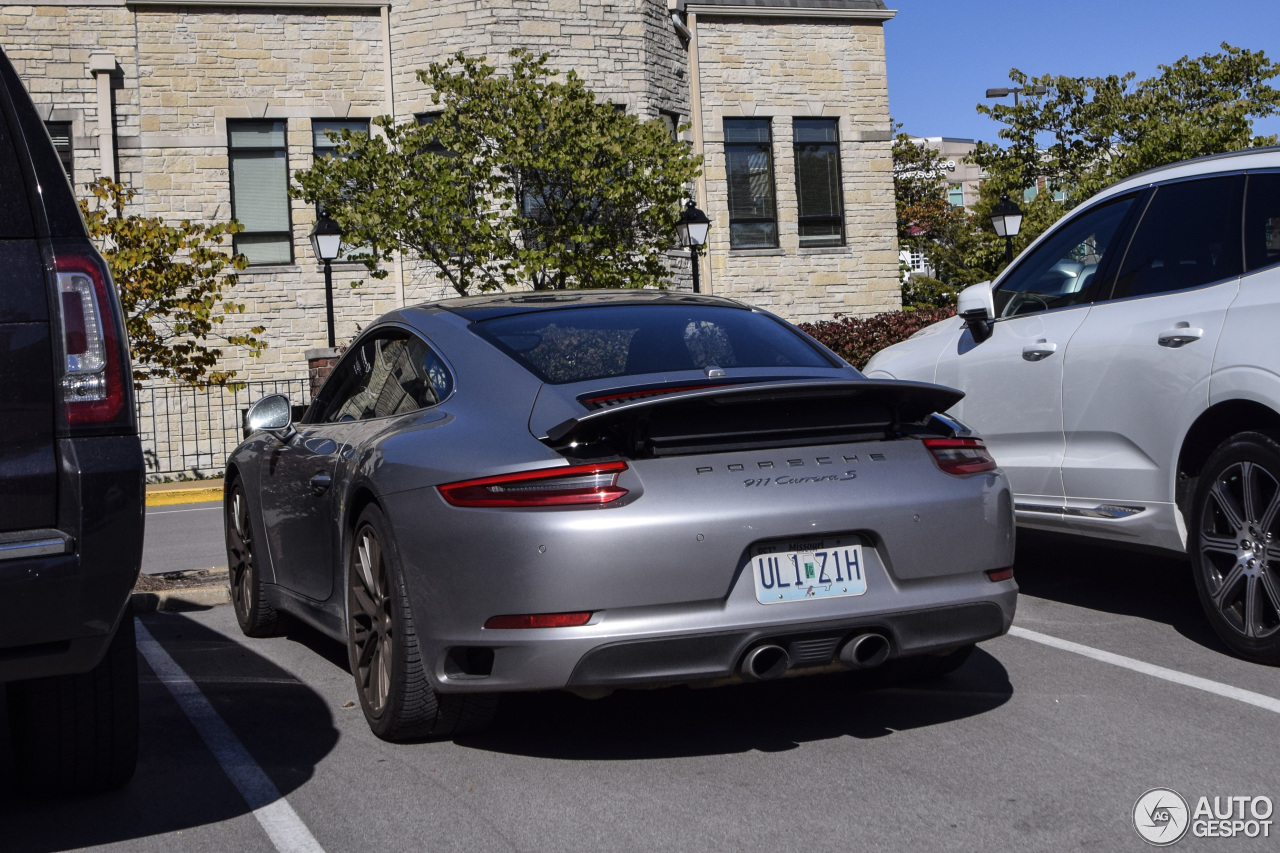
799, 307, 956, 370
901, 274, 959, 310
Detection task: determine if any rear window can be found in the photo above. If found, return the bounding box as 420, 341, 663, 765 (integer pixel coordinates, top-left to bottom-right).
472, 304, 835, 384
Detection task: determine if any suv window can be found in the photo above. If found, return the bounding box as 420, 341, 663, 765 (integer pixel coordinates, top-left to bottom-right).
1245, 172, 1280, 273
1112, 175, 1245, 299
993, 195, 1137, 318
315, 330, 452, 423
0, 107, 34, 239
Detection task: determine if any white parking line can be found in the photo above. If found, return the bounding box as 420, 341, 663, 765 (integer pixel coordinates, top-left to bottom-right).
1009, 626, 1280, 714
134, 619, 327, 853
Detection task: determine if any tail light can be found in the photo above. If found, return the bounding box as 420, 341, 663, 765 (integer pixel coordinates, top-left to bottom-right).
438, 461, 629, 508
483, 612, 593, 629
923, 437, 997, 476
52, 250, 128, 429
986, 567, 1014, 582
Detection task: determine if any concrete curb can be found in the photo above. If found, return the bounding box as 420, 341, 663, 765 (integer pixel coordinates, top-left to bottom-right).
146, 482, 224, 507
131, 585, 231, 612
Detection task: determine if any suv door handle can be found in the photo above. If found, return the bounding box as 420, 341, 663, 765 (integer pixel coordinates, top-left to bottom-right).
1021, 340, 1058, 361
1158, 326, 1204, 348
309, 472, 332, 496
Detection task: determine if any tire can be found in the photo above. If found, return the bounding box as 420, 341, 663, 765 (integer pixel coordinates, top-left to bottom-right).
226, 480, 281, 638
346, 504, 497, 741
1190, 431, 1280, 665
7, 609, 139, 795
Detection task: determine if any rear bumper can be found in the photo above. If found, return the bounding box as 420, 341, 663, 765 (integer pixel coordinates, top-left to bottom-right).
426, 581, 1017, 694
0, 435, 144, 683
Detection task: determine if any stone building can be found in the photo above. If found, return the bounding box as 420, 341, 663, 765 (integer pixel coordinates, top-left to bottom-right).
0, 0, 899, 389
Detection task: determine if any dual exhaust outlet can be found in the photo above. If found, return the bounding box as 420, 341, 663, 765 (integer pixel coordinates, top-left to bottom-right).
738, 632, 891, 682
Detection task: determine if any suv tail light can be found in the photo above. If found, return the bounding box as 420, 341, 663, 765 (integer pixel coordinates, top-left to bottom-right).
52, 250, 129, 430
923, 437, 998, 476
438, 461, 629, 508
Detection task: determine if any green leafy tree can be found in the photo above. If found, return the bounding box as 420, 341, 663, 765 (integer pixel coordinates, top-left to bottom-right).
970, 43, 1280, 259
79, 179, 265, 386
891, 130, 973, 296
293, 50, 703, 294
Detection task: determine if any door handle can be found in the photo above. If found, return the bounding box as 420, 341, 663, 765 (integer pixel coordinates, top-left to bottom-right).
310, 472, 332, 496
1158, 326, 1204, 348
1021, 340, 1058, 362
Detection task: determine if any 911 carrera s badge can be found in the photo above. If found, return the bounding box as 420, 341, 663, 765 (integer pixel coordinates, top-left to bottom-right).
743, 471, 857, 487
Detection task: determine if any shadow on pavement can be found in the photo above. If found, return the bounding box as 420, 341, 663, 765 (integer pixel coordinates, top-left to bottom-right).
1013, 529, 1230, 654
0, 611, 339, 852
460, 646, 1012, 760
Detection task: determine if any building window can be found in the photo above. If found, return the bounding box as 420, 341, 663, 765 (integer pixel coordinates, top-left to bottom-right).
724, 118, 778, 249
948, 183, 965, 207
228, 120, 292, 265
312, 119, 369, 260
414, 112, 450, 157
44, 121, 73, 178
793, 118, 844, 248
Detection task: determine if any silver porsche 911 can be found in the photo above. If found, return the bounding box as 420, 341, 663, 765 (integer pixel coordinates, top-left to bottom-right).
225, 290, 1016, 741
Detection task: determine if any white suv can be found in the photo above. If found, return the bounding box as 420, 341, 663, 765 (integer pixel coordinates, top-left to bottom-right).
865, 147, 1280, 664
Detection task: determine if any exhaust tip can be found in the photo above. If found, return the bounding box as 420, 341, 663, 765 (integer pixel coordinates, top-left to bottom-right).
839, 633, 890, 670
740, 644, 790, 681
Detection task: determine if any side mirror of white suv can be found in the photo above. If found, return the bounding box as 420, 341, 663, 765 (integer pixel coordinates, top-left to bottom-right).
956, 281, 995, 343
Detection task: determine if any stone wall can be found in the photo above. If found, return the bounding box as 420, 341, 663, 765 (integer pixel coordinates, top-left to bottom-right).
694, 15, 899, 322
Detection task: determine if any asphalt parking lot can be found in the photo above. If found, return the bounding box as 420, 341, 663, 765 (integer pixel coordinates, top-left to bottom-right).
3, 514, 1279, 851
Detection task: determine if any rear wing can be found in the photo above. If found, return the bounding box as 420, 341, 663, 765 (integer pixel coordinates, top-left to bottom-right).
540, 379, 965, 459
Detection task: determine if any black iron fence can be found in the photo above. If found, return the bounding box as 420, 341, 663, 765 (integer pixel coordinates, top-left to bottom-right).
136, 379, 311, 479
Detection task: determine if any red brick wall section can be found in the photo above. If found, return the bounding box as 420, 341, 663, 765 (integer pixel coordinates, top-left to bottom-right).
308, 356, 339, 400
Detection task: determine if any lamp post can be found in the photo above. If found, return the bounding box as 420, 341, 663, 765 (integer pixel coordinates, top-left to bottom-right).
309, 212, 343, 348
984, 84, 1048, 106
676, 200, 711, 294
989, 194, 1024, 265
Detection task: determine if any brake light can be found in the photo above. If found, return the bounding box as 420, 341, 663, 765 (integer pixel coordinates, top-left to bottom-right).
54, 251, 126, 427
923, 437, 997, 476
582, 384, 728, 409
483, 612, 593, 629
438, 461, 629, 507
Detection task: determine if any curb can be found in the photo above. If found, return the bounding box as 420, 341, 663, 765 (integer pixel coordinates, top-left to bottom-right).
146, 483, 223, 507
131, 585, 230, 612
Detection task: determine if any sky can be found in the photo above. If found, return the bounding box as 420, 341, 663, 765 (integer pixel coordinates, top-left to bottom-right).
885, 0, 1280, 144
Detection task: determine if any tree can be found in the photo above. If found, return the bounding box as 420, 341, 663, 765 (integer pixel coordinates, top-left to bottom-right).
970, 44, 1280, 251
891, 130, 975, 296
79, 179, 265, 386
293, 51, 703, 295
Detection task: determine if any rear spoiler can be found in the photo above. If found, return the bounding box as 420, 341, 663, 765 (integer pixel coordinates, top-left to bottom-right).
541, 379, 965, 459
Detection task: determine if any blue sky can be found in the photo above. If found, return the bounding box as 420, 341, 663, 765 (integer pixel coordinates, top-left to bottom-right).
885, 0, 1280, 144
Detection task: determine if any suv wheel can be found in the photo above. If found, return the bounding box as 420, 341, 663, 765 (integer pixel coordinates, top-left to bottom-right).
1190, 431, 1280, 664
6, 609, 139, 794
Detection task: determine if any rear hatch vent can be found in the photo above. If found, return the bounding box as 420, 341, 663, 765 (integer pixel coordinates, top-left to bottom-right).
544, 380, 964, 460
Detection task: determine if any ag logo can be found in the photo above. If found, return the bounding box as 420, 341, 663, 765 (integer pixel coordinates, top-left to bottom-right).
1134, 788, 1190, 846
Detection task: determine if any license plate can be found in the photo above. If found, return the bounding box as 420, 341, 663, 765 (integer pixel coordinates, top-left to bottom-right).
750, 537, 867, 604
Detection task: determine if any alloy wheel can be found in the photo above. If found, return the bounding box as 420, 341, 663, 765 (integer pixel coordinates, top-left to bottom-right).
1197, 460, 1280, 640
349, 525, 394, 716
227, 487, 255, 621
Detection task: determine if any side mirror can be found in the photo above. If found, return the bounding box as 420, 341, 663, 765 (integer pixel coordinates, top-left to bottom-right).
246, 393, 295, 440
956, 281, 995, 343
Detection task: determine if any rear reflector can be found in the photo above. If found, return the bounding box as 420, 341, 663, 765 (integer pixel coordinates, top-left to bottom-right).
923, 437, 998, 476
986, 567, 1014, 582
483, 612, 593, 629
438, 461, 629, 508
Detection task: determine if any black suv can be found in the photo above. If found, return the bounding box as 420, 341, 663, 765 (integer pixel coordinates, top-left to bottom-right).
0, 49, 144, 793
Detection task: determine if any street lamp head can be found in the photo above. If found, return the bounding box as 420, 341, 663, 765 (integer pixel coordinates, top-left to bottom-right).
990, 194, 1024, 239
677, 200, 711, 248
309, 211, 343, 262
985, 87, 1011, 99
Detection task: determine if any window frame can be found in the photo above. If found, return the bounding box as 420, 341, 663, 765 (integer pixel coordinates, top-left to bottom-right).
227, 119, 294, 266
792, 118, 845, 248
723, 118, 779, 250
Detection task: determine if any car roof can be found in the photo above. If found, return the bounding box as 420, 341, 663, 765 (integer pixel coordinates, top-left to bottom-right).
1100, 144, 1280, 199
429, 289, 751, 321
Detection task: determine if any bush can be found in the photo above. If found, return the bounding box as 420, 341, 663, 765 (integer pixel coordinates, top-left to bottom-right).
799, 307, 956, 370
901, 274, 959, 310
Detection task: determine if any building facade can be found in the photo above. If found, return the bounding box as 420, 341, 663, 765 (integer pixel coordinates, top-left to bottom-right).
1, 0, 900, 385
